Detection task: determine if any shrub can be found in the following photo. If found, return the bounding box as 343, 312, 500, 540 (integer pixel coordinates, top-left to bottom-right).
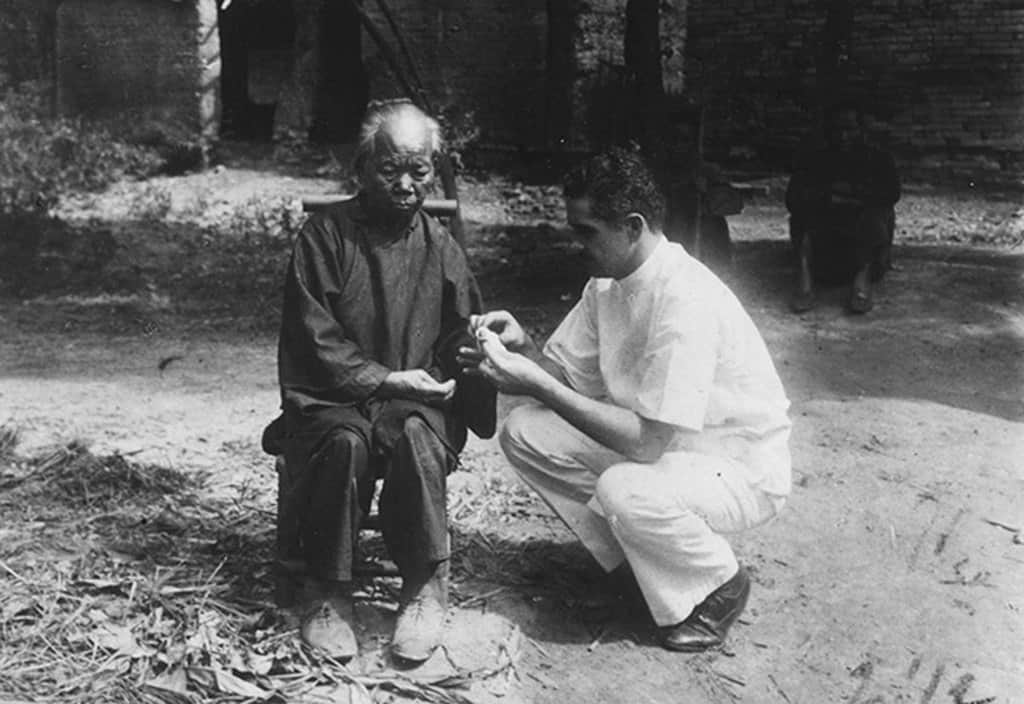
0, 82, 163, 214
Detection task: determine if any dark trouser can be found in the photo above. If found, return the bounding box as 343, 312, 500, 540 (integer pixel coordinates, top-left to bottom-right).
789, 204, 895, 285
282, 402, 455, 582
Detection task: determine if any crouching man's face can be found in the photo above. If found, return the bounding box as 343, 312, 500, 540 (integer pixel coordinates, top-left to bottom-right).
566, 196, 637, 280
362, 115, 435, 218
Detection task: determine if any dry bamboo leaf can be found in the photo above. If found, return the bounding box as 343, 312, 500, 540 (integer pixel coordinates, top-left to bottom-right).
91, 623, 155, 659
144, 667, 189, 696
186, 666, 272, 699
74, 577, 129, 593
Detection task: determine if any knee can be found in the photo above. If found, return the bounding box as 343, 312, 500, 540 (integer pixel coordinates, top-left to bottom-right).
399, 414, 445, 454
855, 208, 891, 236
596, 464, 674, 531
595, 464, 643, 525
396, 415, 448, 475
309, 427, 369, 479
323, 427, 367, 458
499, 404, 547, 465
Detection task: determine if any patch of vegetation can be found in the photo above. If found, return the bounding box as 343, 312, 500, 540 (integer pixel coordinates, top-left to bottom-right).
0, 82, 163, 214
0, 436, 539, 703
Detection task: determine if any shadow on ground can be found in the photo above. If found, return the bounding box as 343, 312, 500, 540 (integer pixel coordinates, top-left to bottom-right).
728, 241, 1024, 422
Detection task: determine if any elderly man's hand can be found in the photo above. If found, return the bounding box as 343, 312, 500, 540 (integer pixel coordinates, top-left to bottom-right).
465, 327, 547, 396
381, 370, 456, 405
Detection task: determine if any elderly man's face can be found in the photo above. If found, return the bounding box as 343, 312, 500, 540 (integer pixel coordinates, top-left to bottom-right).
362, 115, 435, 217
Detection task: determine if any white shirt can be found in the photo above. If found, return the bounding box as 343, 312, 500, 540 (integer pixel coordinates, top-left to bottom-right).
544, 236, 792, 496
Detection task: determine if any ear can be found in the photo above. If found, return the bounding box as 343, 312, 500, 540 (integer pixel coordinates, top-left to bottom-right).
623, 212, 647, 241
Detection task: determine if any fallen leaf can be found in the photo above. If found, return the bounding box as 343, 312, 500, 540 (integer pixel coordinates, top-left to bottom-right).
187, 667, 271, 699
91, 623, 155, 658
1, 596, 36, 621
244, 651, 275, 676
145, 667, 189, 696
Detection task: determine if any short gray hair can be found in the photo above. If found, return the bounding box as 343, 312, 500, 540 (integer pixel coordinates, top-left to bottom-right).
353, 99, 443, 174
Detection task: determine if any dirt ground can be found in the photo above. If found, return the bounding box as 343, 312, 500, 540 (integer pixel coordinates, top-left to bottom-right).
1, 161, 1022, 703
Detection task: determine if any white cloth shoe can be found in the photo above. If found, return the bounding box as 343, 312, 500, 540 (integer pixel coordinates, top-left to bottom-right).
391, 564, 448, 663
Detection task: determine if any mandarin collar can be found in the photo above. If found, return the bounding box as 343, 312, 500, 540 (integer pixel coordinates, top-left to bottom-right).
611, 235, 670, 293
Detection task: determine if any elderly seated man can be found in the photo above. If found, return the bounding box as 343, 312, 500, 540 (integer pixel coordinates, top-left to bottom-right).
270, 100, 494, 663
460, 147, 791, 653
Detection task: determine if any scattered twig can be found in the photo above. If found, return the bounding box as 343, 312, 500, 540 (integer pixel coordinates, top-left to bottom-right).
526, 636, 551, 659
712, 669, 746, 687
0, 558, 29, 583
456, 586, 508, 609
768, 674, 793, 704
935, 507, 967, 555
982, 517, 1021, 533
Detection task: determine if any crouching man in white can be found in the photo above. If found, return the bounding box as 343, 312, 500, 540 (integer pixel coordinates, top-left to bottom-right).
459, 147, 792, 652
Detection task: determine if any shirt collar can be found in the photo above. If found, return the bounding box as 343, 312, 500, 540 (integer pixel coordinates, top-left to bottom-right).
612, 234, 670, 293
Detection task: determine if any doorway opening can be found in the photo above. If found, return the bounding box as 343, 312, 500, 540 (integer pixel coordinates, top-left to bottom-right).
217, 0, 367, 143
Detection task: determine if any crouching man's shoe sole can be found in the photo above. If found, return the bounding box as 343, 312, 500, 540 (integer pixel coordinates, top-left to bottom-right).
661, 566, 751, 653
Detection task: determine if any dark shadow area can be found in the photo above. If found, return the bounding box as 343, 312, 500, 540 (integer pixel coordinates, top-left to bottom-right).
3, 199, 1021, 422
217, 0, 366, 144
445, 527, 658, 650
217, 0, 295, 141
727, 239, 1024, 422
0, 211, 291, 337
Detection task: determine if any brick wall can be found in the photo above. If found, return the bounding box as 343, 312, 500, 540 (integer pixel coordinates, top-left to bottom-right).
361, 0, 549, 149
55, 0, 220, 146
0, 0, 59, 91
686, 0, 1024, 185
361, 1, 688, 154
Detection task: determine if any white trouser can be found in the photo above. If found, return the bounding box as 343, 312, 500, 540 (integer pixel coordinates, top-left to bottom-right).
499, 403, 785, 626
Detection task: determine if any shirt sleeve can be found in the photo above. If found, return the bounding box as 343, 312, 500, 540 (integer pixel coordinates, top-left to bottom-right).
543, 282, 606, 398
278, 217, 390, 402
433, 225, 497, 438
633, 293, 718, 431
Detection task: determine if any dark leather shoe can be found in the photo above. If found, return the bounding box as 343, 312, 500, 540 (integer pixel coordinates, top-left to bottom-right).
661, 567, 751, 653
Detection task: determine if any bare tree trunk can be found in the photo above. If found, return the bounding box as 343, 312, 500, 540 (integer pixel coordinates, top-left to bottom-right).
816, 0, 854, 139
625, 0, 664, 155
545, 0, 574, 150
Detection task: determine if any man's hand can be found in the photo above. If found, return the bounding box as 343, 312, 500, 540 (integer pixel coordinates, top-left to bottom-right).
468, 310, 531, 353
462, 327, 548, 396
380, 369, 456, 405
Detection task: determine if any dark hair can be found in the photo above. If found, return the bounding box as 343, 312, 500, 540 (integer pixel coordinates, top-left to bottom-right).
353, 99, 443, 175
563, 146, 666, 228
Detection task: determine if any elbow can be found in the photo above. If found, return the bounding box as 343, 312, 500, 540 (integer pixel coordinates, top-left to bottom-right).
627, 444, 664, 464
624, 419, 677, 463
625, 436, 671, 464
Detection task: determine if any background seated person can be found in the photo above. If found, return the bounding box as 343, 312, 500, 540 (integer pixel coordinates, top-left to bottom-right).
785, 100, 901, 314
